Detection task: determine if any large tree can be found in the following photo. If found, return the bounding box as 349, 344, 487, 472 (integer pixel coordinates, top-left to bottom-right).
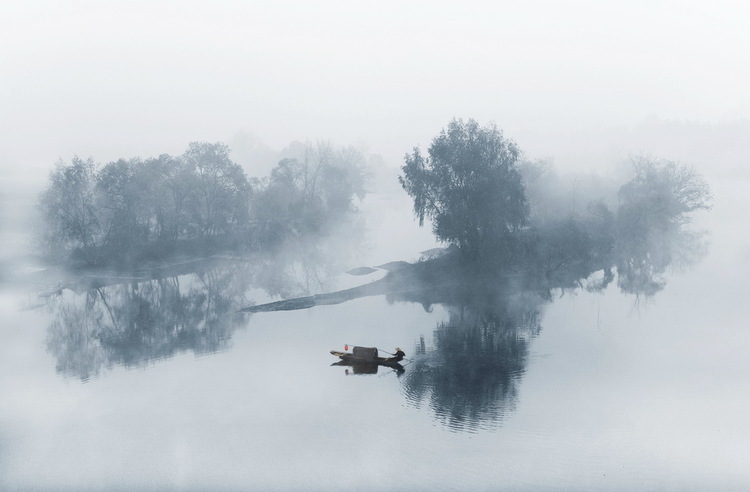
399, 119, 529, 258
183, 142, 251, 239
95, 158, 154, 256
38, 157, 100, 260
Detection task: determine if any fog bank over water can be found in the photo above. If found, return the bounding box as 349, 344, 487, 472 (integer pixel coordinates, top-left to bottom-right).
2, 3, 747, 252
4, 116, 743, 264
2, 2, 750, 490
2, 2, 749, 174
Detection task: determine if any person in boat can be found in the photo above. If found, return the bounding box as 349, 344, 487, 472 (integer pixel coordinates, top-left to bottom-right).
391, 348, 405, 362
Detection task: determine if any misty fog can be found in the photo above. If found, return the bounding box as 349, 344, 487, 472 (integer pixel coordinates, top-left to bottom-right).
2, 2, 750, 491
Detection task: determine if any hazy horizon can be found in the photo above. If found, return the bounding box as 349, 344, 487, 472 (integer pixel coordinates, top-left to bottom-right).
2, 1, 749, 180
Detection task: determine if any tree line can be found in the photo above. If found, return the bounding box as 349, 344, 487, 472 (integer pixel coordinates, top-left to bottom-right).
399, 119, 712, 295
38, 141, 368, 267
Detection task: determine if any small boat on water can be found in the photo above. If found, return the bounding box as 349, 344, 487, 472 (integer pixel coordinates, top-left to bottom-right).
330, 346, 406, 371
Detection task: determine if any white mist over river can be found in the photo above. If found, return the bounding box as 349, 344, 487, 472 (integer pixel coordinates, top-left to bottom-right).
3, 2, 750, 489
2, 176, 750, 490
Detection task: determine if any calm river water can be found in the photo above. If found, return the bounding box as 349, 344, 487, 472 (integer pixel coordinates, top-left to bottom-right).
1, 179, 749, 491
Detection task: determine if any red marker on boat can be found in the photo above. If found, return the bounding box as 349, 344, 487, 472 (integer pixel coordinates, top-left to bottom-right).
345, 344, 349, 351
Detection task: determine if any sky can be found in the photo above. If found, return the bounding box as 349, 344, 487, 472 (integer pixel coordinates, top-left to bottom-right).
1, 0, 749, 179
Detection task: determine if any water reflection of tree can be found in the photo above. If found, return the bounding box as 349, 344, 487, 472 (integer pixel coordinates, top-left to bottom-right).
45, 264, 252, 381
614, 227, 708, 297
403, 291, 542, 432
395, 208, 708, 431
44, 225, 362, 381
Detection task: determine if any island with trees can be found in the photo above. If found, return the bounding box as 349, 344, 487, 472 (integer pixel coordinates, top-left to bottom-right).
243, 118, 712, 314
37, 141, 368, 269
37, 118, 712, 421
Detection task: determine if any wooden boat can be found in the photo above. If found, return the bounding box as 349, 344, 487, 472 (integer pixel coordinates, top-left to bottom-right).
330, 346, 405, 370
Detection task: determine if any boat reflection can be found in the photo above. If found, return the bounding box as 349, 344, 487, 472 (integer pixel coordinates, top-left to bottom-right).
331, 360, 405, 376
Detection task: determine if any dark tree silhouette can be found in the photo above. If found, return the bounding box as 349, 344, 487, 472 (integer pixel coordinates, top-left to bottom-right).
37, 141, 369, 267
399, 119, 529, 259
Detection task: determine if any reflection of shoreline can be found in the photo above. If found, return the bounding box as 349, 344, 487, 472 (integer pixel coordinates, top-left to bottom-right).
41, 231, 365, 381
45, 265, 251, 381
26, 255, 245, 295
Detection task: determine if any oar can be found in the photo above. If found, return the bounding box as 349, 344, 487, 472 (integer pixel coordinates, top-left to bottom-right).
340, 345, 399, 356
378, 348, 396, 356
